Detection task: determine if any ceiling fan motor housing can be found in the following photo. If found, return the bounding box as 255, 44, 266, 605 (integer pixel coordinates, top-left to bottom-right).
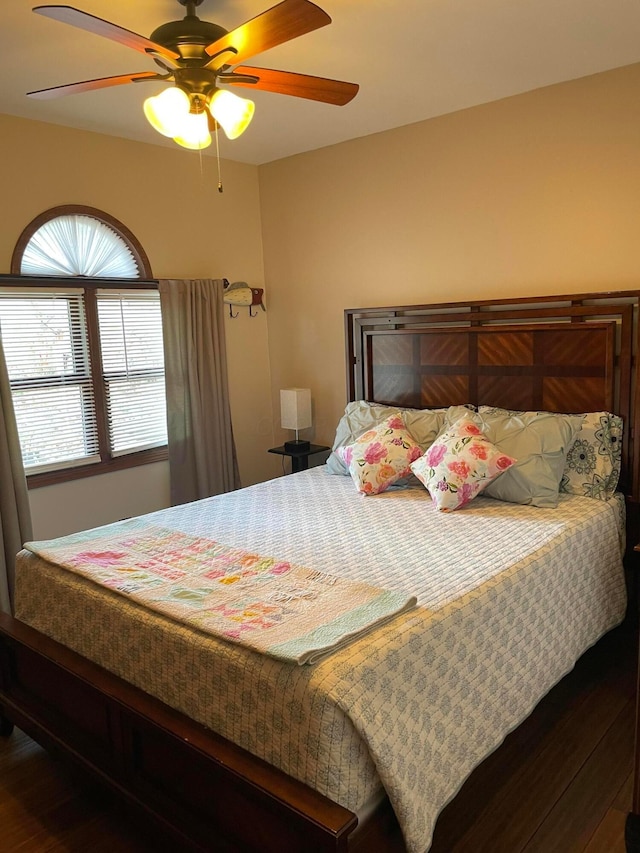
150, 17, 228, 61
173, 67, 220, 100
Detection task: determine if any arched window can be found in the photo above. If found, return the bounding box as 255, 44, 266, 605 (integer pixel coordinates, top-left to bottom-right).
10, 205, 152, 278
1, 207, 166, 486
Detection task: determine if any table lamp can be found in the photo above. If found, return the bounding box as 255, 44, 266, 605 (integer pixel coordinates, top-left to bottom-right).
280, 388, 312, 453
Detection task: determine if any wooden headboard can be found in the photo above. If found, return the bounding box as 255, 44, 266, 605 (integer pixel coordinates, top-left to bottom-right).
345, 291, 640, 508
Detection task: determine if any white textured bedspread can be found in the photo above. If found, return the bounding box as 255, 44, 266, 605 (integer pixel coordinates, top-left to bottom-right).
15, 469, 627, 853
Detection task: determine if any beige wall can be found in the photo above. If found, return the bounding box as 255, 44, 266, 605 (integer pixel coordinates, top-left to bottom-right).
27, 462, 170, 540
3, 62, 640, 536
259, 63, 640, 449
0, 114, 277, 537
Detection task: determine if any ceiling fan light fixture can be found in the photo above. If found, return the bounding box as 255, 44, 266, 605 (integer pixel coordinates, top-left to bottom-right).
208, 89, 255, 140
143, 87, 191, 137
172, 109, 212, 150
30, 0, 360, 155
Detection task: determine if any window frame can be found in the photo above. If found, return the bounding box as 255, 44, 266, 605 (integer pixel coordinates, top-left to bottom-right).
0, 274, 168, 489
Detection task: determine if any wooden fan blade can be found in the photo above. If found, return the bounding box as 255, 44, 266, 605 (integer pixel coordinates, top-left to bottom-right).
27, 71, 162, 100
225, 66, 359, 105
33, 6, 181, 60
204, 0, 330, 68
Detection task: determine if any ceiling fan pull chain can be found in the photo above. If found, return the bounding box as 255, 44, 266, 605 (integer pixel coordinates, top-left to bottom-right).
215, 123, 223, 193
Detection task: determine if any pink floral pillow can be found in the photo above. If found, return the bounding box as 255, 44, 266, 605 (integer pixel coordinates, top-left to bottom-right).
411, 416, 516, 511
338, 414, 422, 495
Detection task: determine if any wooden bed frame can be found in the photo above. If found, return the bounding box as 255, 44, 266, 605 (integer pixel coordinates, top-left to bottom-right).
2, 289, 640, 853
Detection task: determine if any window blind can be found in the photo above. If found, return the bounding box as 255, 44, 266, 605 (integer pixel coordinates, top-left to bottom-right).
0, 289, 100, 472
20, 215, 139, 277
96, 290, 167, 456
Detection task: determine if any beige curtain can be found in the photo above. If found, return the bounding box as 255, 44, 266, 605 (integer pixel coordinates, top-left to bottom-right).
0, 335, 32, 615
159, 278, 240, 506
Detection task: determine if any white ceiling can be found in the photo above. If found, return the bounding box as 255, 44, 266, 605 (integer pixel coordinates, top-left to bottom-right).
1, 0, 639, 166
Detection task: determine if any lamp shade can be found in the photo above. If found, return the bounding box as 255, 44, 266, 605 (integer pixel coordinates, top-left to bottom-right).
172, 110, 212, 150
280, 388, 312, 431
143, 87, 190, 137
208, 89, 255, 140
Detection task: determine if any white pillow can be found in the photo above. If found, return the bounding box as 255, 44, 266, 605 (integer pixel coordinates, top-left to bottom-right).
471, 409, 583, 507
480, 407, 623, 501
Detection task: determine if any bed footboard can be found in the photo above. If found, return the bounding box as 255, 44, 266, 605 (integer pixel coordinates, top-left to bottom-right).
0, 612, 366, 853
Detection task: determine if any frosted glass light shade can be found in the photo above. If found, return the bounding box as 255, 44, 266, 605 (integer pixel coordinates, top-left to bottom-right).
143, 88, 190, 137
280, 388, 312, 430
209, 89, 255, 140
173, 111, 212, 150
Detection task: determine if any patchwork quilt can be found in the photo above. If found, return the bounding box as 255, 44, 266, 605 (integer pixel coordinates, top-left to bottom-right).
24, 522, 416, 665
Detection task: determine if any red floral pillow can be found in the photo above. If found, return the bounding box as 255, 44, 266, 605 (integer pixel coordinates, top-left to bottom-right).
411, 416, 516, 511
338, 414, 422, 495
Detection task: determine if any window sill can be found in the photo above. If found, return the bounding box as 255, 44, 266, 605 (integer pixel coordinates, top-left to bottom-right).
26, 446, 169, 489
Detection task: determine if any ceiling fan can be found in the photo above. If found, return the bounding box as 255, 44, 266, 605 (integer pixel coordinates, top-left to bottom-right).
28, 0, 359, 149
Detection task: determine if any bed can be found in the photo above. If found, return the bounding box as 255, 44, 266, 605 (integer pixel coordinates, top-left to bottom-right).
2, 289, 640, 853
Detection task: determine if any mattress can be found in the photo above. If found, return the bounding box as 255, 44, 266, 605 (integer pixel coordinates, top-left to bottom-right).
15, 468, 627, 853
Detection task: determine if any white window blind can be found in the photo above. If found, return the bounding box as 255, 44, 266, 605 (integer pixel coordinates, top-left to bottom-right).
96, 290, 167, 455
0, 289, 100, 473
20, 215, 139, 277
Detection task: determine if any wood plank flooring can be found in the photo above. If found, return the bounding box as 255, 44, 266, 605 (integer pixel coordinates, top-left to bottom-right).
0, 614, 637, 852
0, 725, 157, 852
429, 613, 638, 853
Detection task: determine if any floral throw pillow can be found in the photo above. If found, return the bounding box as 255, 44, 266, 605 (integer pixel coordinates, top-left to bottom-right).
411, 416, 516, 511
560, 411, 623, 500
338, 414, 422, 495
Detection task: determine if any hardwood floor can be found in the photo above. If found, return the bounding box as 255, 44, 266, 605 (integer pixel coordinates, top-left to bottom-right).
429, 613, 638, 853
0, 726, 157, 852
1, 614, 637, 852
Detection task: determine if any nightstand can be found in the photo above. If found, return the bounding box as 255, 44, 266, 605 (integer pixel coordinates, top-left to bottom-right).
268, 443, 330, 474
